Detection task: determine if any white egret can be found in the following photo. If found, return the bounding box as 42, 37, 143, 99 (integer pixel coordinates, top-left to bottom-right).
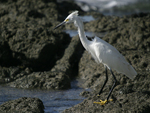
54, 11, 137, 105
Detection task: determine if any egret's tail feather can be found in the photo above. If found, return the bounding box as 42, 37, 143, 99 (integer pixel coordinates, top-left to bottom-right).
124, 65, 137, 80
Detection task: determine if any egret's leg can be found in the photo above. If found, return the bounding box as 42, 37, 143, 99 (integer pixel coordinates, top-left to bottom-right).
94, 66, 109, 105
106, 69, 117, 101
98, 66, 108, 96
94, 69, 116, 105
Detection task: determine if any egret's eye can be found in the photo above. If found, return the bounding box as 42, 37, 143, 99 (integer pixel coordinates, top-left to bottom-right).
65, 19, 69, 22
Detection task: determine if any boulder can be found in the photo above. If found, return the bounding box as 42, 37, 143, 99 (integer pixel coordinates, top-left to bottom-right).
0, 97, 44, 113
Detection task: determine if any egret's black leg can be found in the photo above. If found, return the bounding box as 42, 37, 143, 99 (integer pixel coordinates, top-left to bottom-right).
94, 68, 116, 105
106, 69, 117, 101
98, 66, 108, 96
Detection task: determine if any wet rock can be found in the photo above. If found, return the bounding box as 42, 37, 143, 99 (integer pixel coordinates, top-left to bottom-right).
5, 36, 83, 89
8, 71, 71, 89
0, 97, 44, 113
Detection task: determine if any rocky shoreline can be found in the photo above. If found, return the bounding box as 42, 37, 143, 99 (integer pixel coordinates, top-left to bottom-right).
0, 0, 150, 113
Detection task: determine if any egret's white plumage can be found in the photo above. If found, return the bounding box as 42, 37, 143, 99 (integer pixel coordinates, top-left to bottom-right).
54, 11, 137, 104
65, 11, 137, 80
89, 36, 137, 80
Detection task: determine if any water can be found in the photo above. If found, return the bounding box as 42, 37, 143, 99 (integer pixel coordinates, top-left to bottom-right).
0, 80, 85, 113
58, 0, 150, 16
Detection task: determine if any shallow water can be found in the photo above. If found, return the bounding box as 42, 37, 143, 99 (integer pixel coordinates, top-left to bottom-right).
0, 80, 85, 113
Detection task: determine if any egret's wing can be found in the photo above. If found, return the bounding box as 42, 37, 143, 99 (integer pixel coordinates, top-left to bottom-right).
92, 36, 137, 79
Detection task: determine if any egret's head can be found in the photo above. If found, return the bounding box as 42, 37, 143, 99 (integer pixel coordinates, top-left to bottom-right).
54, 11, 78, 30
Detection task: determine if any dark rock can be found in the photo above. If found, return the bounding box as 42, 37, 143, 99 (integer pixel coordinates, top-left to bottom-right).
0, 0, 82, 72
0, 66, 21, 84
51, 36, 84, 79
0, 40, 20, 67
8, 71, 71, 89
57, 1, 83, 16
0, 97, 44, 113
7, 36, 83, 89
0, 0, 84, 89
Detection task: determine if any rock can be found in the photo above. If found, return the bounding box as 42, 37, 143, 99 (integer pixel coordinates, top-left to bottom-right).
0, 0, 82, 72
78, 51, 105, 89
80, 90, 91, 98
0, 97, 44, 113
63, 91, 150, 113
7, 36, 84, 89
8, 71, 71, 90
0, 66, 21, 84
0, 0, 83, 89
51, 36, 84, 79
0, 40, 20, 67
0, 0, 69, 71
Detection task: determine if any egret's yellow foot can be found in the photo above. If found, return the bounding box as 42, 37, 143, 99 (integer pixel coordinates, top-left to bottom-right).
95, 100, 107, 105
93, 99, 113, 105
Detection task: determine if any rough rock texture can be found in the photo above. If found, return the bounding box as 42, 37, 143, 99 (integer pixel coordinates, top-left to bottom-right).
0, 97, 44, 113
7, 36, 83, 89
63, 91, 150, 113
51, 36, 84, 79
0, 0, 71, 71
8, 71, 71, 89
0, 0, 83, 89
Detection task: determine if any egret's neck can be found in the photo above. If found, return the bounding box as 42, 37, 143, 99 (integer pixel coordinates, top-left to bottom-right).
74, 17, 89, 50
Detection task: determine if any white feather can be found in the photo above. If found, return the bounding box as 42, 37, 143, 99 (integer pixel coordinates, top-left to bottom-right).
60, 11, 137, 80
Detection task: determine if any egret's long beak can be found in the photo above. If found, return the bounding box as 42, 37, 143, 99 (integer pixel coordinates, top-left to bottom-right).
53, 21, 66, 30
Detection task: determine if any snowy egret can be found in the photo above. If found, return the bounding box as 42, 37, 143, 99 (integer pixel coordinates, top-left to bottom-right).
54, 11, 137, 105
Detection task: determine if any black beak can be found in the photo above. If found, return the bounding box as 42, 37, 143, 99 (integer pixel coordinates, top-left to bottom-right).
53, 21, 66, 30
